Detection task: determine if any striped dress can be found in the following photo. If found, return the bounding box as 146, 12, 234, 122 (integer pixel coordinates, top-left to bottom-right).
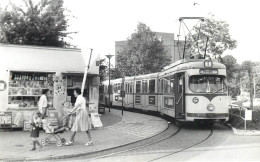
71, 95, 91, 132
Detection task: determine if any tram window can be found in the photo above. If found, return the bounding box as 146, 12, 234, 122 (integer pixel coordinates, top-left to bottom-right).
163, 80, 167, 93
160, 79, 163, 93
118, 83, 121, 93
178, 77, 183, 93
143, 80, 148, 93
130, 82, 133, 93
149, 80, 155, 93
125, 83, 128, 93
189, 75, 227, 93
170, 79, 174, 93
136, 81, 141, 93
113, 84, 116, 93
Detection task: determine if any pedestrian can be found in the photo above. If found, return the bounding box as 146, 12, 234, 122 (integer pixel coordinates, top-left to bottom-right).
65, 88, 93, 146
38, 89, 49, 119
30, 112, 42, 151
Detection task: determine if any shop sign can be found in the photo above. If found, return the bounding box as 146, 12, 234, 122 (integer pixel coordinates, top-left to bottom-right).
90, 113, 103, 128
0, 112, 12, 126
164, 96, 175, 109
245, 109, 252, 120
0, 80, 7, 91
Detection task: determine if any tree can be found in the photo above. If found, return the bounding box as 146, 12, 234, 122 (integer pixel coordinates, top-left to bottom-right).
241, 60, 257, 110
221, 55, 240, 81
116, 22, 171, 76
186, 14, 237, 59
99, 58, 107, 83
0, 0, 72, 47
221, 55, 240, 97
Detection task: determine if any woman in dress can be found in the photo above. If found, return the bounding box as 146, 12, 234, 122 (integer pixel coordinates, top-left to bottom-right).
38, 89, 49, 119
65, 88, 93, 146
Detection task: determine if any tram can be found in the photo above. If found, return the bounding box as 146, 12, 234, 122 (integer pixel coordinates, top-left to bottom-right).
101, 58, 229, 124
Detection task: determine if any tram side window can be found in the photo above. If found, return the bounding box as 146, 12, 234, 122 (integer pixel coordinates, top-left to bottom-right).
160, 79, 163, 93
118, 83, 121, 93
113, 84, 117, 93
125, 83, 128, 93
129, 82, 133, 93
149, 80, 155, 93
136, 81, 141, 93
104, 85, 108, 94
143, 80, 148, 93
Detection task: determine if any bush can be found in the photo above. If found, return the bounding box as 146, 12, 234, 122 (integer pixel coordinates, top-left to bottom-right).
228, 109, 260, 130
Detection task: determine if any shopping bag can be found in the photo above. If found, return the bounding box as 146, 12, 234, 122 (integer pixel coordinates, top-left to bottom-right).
90, 113, 103, 128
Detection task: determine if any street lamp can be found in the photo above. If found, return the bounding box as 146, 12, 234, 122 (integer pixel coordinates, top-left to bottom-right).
105, 54, 114, 112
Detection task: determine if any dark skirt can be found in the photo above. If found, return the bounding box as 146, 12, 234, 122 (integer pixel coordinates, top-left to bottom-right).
30, 126, 40, 138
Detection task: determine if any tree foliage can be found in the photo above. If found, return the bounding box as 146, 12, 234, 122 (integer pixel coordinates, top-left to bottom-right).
0, 0, 71, 47
221, 55, 240, 81
116, 22, 171, 76
221, 55, 240, 97
241, 60, 257, 109
186, 14, 237, 59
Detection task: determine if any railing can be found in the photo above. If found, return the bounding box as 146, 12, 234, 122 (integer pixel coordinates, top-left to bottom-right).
229, 104, 250, 130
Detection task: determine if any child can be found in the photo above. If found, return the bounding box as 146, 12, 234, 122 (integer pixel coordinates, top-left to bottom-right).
30, 112, 42, 151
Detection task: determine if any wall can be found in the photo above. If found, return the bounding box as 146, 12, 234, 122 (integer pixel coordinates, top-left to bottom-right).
0, 68, 8, 111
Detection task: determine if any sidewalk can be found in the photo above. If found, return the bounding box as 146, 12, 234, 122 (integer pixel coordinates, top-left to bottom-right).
0, 109, 168, 161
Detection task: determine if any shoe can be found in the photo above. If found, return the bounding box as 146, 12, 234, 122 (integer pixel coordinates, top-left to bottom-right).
65, 141, 73, 146
85, 141, 93, 146
30, 148, 36, 151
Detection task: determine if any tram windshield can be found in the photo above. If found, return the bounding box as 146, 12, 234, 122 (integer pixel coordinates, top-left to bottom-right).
189, 75, 227, 93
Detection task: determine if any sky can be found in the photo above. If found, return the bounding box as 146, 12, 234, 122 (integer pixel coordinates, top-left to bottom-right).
1, 0, 260, 64
62, 0, 260, 64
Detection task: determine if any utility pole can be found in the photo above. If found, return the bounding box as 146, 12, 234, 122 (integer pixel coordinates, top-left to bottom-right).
105, 54, 114, 112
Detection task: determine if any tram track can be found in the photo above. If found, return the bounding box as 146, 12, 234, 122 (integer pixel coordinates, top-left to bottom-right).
147, 126, 214, 162
85, 124, 214, 162
73, 123, 181, 161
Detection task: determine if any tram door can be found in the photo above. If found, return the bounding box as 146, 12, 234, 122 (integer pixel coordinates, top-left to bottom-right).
174, 72, 185, 119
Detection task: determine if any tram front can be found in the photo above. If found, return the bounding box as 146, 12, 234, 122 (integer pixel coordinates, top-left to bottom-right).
185, 59, 229, 123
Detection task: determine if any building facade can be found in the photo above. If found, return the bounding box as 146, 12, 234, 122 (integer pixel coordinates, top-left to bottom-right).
0, 44, 100, 128
115, 32, 184, 66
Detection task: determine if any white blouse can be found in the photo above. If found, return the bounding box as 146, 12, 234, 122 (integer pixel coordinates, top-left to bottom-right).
74, 95, 86, 110
38, 95, 47, 113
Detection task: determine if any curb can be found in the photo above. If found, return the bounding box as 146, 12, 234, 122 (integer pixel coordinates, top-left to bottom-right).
225, 123, 260, 136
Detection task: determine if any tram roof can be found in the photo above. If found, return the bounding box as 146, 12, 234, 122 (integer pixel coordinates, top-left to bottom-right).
162, 59, 226, 71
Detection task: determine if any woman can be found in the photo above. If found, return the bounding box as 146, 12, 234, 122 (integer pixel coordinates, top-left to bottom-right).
38, 89, 49, 119
65, 88, 93, 146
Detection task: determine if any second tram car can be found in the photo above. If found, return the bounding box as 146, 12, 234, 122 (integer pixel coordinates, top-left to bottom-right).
101, 58, 229, 124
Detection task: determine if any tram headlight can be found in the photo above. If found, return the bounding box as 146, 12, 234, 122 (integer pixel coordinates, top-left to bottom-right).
207, 104, 215, 111
193, 97, 199, 104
